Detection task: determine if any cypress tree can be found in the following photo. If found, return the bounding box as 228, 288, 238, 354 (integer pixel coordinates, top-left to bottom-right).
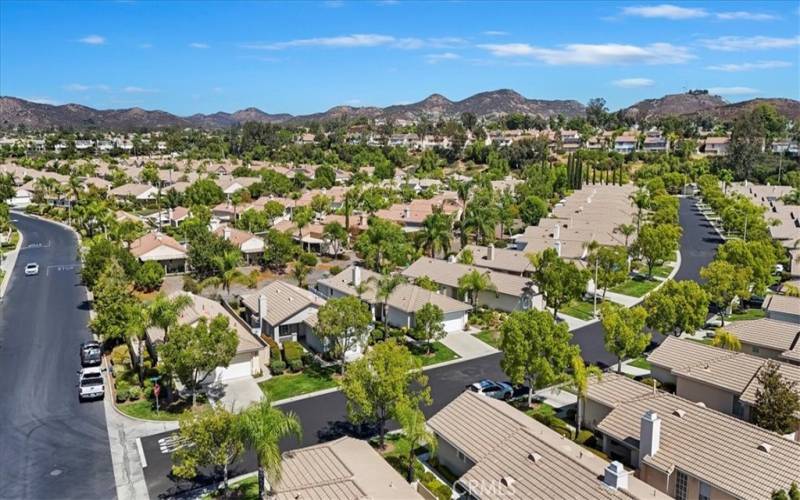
591, 167, 596, 184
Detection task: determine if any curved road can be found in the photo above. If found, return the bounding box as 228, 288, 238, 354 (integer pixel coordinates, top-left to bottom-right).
0, 213, 115, 499
141, 196, 723, 497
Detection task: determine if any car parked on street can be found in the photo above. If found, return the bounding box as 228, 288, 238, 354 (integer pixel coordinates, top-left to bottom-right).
80, 342, 102, 367
24, 263, 39, 276
78, 367, 104, 401
467, 379, 514, 400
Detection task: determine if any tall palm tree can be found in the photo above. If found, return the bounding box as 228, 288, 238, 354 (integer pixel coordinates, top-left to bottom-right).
238, 398, 302, 499
396, 403, 437, 482
629, 189, 650, 236
372, 274, 407, 333
719, 169, 734, 196
457, 270, 496, 308
567, 354, 602, 434
615, 223, 636, 250
419, 208, 453, 258
712, 328, 741, 351
201, 249, 247, 300
148, 292, 193, 344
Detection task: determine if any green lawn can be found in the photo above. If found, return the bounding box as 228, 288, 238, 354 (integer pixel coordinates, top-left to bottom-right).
728, 308, 766, 322
203, 476, 259, 500
610, 276, 660, 297
651, 264, 675, 279
259, 365, 338, 402
473, 330, 502, 348
117, 398, 203, 421
410, 342, 460, 367
560, 299, 599, 321
628, 357, 652, 370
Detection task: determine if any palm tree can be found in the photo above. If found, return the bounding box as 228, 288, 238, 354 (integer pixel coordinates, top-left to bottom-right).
372, 274, 407, 333
148, 292, 193, 344
567, 354, 602, 434
291, 206, 313, 251
457, 270, 496, 308
719, 169, 734, 196
238, 398, 302, 499
419, 208, 452, 258
584, 240, 601, 318
201, 249, 247, 300
456, 181, 472, 246
712, 328, 741, 351
629, 189, 650, 236
396, 403, 437, 482
615, 223, 636, 250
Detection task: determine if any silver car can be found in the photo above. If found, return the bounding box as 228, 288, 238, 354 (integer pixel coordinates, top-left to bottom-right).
78, 367, 105, 401
24, 263, 39, 276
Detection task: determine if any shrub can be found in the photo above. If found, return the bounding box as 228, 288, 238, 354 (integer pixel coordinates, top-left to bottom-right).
264, 337, 281, 362
128, 386, 143, 401
329, 265, 342, 276
134, 261, 165, 292
110, 345, 131, 367
283, 340, 304, 366
115, 388, 130, 403
288, 359, 303, 372
640, 377, 662, 390
270, 359, 286, 375
182, 275, 202, 294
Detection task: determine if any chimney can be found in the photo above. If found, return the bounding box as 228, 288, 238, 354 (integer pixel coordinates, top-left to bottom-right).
352, 266, 361, 286
403, 207, 410, 219
448, 255, 456, 263
487, 244, 495, 261
223, 227, 232, 241
554, 240, 562, 257
553, 224, 560, 240
603, 461, 629, 491
639, 411, 661, 467
258, 295, 268, 335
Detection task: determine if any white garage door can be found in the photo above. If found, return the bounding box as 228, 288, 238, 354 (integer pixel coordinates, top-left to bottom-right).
216, 360, 252, 382
442, 313, 466, 333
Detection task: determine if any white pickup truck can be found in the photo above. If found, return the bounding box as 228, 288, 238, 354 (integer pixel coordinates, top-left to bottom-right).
78, 367, 105, 401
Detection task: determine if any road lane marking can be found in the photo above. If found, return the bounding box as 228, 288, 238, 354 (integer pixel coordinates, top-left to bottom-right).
21, 241, 51, 250
45, 264, 80, 275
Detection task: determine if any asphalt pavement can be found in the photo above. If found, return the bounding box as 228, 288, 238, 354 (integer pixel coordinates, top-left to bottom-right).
140, 196, 722, 498
0, 213, 116, 499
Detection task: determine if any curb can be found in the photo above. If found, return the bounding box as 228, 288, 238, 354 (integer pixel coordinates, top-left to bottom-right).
0, 227, 23, 299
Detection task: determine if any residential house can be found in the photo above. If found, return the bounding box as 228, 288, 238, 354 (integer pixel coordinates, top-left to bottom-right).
583, 373, 656, 431
461, 244, 534, 276
722, 318, 800, 363
270, 437, 421, 500
402, 257, 542, 312
168, 206, 191, 227
596, 392, 800, 499
702, 137, 730, 156
129, 232, 188, 274
763, 294, 800, 323
109, 183, 157, 202
212, 225, 265, 264
145, 292, 268, 382
428, 390, 669, 500
642, 134, 668, 153
613, 134, 637, 154
560, 129, 581, 152
771, 140, 799, 155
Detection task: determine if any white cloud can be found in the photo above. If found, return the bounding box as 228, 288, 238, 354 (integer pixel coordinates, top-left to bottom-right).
483, 30, 509, 36
241, 34, 465, 51
425, 52, 461, 64
706, 60, 791, 72
478, 42, 693, 65
699, 35, 800, 51
715, 11, 777, 21
621, 4, 707, 19
122, 86, 158, 93
189, 42, 210, 49
79, 35, 106, 45
708, 86, 760, 95
23, 97, 59, 105
612, 77, 655, 88
64, 83, 110, 92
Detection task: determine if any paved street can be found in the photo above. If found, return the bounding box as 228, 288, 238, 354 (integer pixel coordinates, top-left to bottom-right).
141, 196, 722, 498
0, 213, 116, 500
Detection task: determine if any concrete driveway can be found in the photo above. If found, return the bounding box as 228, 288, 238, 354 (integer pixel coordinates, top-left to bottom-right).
209, 377, 264, 412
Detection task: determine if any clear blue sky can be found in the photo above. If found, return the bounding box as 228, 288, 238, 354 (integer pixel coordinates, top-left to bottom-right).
1, 1, 798, 116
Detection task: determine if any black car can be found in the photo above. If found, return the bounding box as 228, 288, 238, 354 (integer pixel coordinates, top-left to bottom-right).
80, 341, 102, 367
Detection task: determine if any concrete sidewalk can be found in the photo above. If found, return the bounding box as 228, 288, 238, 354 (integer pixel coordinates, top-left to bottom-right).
0, 228, 22, 299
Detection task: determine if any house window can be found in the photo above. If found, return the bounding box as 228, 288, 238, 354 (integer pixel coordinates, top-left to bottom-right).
699, 482, 711, 500
752, 346, 760, 354
457, 450, 466, 462
675, 471, 688, 500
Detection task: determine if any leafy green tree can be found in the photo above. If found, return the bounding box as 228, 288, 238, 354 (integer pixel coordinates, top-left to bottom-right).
134, 260, 165, 292
712, 328, 741, 351
700, 260, 751, 326
200, 249, 247, 299
316, 296, 373, 374
716, 239, 778, 296
396, 402, 437, 482
188, 230, 237, 280
354, 218, 412, 272
601, 303, 650, 373
615, 223, 636, 249
629, 189, 650, 236
148, 292, 193, 343
291, 206, 314, 250
530, 248, 590, 319
643, 280, 709, 336
90, 259, 137, 341
82, 238, 139, 289
752, 361, 800, 434
519, 195, 548, 225
500, 309, 579, 406
589, 245, 628, 300
237, 398, 302, 499
323, 221, 348, 260
339, 340, 431, 449
171, 407, 244, 494
458, 248, 474, 265
771, 483, 800, 500
414, 303, 445, 354
159, 315, 238, 406
567, 354, 602, 433
413, 275, 439, 292
633, 224, 681, 276
184, 178, 224, 207
457, 269, 496, 308
292, 251, 317, 289
263, 229, 297, 272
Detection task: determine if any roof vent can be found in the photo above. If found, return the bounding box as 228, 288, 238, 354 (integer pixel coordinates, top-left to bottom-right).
758, 443, 772, 454
500, 476, 515, 487
672, 409, 686, 418
695, 402, 706, 408
527, 452, 542, 463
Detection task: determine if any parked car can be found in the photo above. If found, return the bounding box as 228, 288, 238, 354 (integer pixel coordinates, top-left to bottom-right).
774, 264, 785, 274
78, 367, 105, 401
80, 341, 102, 367
24, 263, 39, 276
467, 379, 514, 400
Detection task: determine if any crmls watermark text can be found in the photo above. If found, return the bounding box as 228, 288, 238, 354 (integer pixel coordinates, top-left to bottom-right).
462, 479, 517, 497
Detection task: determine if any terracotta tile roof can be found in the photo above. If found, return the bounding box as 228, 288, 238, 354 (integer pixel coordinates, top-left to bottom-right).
129, 232, 186, 259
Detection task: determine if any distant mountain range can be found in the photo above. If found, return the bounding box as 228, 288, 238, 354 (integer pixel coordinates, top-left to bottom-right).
0, 90, 798, 131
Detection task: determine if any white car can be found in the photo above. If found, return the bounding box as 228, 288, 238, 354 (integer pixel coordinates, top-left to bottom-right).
78, 367, 105, 401
24, 263, 39, 276
467, 379, 514, 400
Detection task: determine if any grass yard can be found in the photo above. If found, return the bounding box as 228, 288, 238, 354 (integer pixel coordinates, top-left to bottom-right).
259, 365, 338, 402
610, 276, 660, 297
410, 342, 460, 367
117, 398, 204, 421
203, 476, 259, 500
473, 330, 502, 348
651, 263, 675, 279
628, 357, 651, 370
560, 299, 599, 321
728, 308, 766, 322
